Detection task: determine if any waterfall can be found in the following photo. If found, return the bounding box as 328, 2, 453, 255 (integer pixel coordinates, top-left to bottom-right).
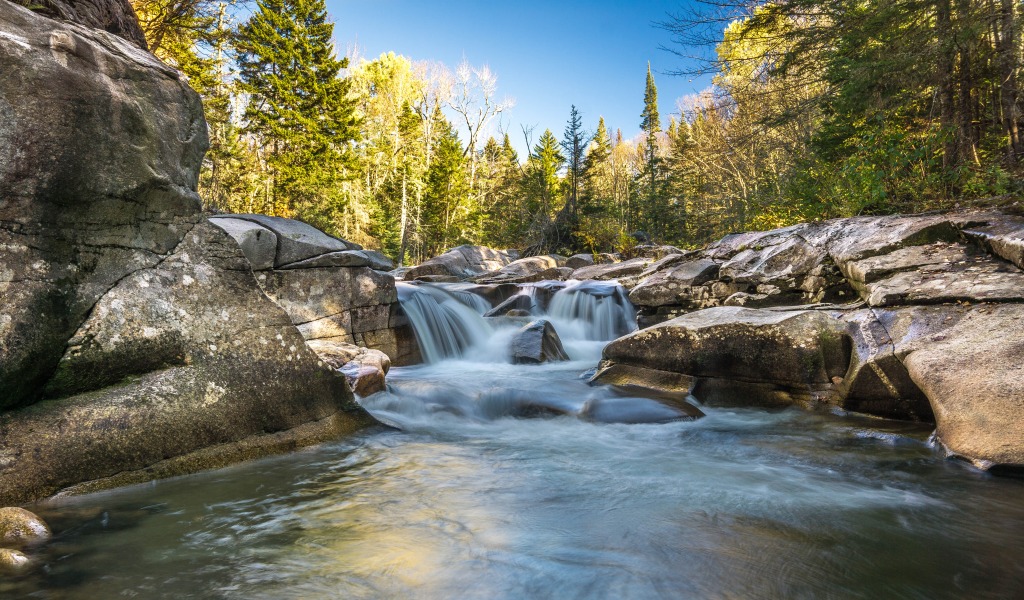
547, 280, 637, 341
396, 283, 493, 363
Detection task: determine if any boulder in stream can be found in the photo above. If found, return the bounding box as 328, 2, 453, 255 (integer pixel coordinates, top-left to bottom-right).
510, 319, 570, 364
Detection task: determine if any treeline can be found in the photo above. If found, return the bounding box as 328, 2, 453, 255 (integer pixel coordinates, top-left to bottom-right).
131, 0, 1024, 260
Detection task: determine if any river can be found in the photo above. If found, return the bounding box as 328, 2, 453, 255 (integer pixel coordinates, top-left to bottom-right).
6, 281, 1023, 599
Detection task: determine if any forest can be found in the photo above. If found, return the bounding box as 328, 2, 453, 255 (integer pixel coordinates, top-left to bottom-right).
131, 0, 1024, 262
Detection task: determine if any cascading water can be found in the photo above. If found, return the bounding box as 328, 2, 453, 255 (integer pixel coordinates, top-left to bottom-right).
547, 279, 638, 340
395, 282, 493, 363
376, 278, 694, 428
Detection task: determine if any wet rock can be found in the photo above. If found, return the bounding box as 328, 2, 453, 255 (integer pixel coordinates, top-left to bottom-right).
579, 396, 702, 424
506, 309, 532, 317
510, 320, 570, 364
0, 548, 30, 574
307, 340, 392, 397
406, 245, 514, 281
484, 294, 538, 317
0, 507, 50, 548
601, 307, 851, 408
0, 1, 206, 409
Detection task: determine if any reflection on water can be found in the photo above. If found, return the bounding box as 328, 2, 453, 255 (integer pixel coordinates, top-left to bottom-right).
6, 380, 1024, 599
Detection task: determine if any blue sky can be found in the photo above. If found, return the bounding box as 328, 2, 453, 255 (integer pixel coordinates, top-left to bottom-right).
325, 0, 716, 157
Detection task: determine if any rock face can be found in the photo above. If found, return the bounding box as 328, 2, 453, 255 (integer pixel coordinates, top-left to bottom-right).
0, 3, 377, 503
31, 0, 148, 49
605, 208, 1024, 472
207, 215, 405, 363
0, 223, 376, 505
404, 245, 514, 281
0, 0, 206, 410
510, 319, 570, 364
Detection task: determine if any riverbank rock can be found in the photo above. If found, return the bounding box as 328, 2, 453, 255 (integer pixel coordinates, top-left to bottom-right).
0, 3, 377, 504
475, 254, 570, 284
404, 245, 514, 281
597, 307, 850, 407
308, 340, 392, 397
0, 0, 205, 410
610, 208, 1024, 472
0, 508, 50, 549
511, 320, 570, 364
0, 548, 30, 573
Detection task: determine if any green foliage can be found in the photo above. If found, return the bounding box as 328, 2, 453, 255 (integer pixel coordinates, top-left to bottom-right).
234, 0, 359, 226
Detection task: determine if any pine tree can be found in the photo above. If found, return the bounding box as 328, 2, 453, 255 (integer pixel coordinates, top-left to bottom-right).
560, 105, 590, 222
234, 0, 359, 231
638, 63, 663, 239
422, 122, 470, 257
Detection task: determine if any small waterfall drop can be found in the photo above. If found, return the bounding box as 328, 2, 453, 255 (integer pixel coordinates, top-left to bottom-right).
396, 283, 493, 363
547, 280, 638, 341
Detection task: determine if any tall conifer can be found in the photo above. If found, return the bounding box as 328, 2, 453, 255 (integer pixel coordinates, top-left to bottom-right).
234, 0, 359, 228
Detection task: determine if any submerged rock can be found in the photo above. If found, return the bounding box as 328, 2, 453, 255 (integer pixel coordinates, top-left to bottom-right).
510, 320, 570, 364
0, 507, 50, 549
0, 548, 30, 574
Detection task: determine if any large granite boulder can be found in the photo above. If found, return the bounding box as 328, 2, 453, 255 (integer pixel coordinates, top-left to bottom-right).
405, 245, 514, 281
596, 307, 851, 407
208, 215, 406, 362
0, 223, 375, 505
0, 3, 378, 504
0, 0, 206, 409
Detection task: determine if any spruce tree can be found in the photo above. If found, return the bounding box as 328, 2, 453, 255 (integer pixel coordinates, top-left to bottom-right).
234, 0, 359, 230
638, 63, 662, 239
561, 105, 590, 222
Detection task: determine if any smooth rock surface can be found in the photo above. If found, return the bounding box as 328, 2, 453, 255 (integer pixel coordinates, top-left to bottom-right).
0, 507, 50, 548
212, 214, 358, 268
0, 548, 29, 573
510, 320, 570, 364
405, 245, 514, 281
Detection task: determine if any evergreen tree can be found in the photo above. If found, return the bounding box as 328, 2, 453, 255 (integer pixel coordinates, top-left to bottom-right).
234, 0, 359, 232
638, 63, 663, 239
561, 105, 590, 222
422, 122, 471, 257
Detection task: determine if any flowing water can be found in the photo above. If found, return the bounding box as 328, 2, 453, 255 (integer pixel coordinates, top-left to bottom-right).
6, 281, 1024, 599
